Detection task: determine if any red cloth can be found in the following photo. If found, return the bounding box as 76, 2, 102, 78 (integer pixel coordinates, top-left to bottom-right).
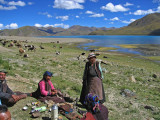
39, 80, 55, 96
81, 112, 95, 120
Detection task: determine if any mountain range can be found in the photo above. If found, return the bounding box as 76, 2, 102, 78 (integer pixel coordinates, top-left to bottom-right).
89, 13, 160, 35
0, 13, 160, 36
0, 25, 115, 36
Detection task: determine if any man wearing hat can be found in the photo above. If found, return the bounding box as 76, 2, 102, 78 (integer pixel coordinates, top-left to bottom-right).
0, 70, 27, 107
31, 71, 65, 103
80, 53, 106, 104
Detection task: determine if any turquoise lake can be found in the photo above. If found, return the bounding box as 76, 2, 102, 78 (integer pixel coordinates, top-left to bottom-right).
42, 35, 160, 55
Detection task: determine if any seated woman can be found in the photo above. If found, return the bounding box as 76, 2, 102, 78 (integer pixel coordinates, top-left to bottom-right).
31, 71, 65, 103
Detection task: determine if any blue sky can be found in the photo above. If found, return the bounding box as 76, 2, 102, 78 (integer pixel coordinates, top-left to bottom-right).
0, 0, 160, 29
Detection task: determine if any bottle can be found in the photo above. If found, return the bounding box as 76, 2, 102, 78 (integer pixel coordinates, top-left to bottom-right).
51, 104, 58, 120
34, 106, 46, 112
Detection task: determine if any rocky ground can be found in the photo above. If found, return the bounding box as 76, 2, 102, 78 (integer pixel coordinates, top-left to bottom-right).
0, 36, 160, 120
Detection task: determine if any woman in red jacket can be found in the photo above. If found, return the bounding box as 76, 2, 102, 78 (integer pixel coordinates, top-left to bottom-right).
31, 71, 65, 103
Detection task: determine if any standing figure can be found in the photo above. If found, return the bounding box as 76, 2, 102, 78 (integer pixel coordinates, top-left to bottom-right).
80, 53, 106, 104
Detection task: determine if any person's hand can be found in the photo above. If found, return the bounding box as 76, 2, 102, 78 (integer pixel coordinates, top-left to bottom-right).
51, 91, 57, 95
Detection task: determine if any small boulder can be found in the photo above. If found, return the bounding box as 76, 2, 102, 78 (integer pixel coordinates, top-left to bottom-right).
152, 74, 157, 78
32, 111, 41, 118
102, 68, 108, 73
130, 76, 136, 83
144, 105, 154, 111
121, 89, 136, 98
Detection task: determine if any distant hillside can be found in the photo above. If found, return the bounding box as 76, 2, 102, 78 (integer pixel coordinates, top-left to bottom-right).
0, 26, 52, 37
54, 25, 115, 36
0, 25, 114, 36
89, 13, 160, 35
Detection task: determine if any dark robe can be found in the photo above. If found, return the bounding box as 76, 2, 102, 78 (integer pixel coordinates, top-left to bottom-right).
32, 79, 65, 103
0, 80, 23, 106
80, 61, 106, 104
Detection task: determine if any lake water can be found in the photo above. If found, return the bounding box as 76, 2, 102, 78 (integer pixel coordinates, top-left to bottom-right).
43, 35, 160, 55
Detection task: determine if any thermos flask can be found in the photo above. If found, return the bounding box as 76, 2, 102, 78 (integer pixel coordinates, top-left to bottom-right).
51, 104, 58, 120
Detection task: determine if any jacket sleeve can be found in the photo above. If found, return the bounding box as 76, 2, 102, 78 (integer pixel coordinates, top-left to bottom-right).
0, 91, 12, 100
0, 84, 13, 100
98, 62, 104, 79
6, 86, 14, 95
39, 81, 51, 96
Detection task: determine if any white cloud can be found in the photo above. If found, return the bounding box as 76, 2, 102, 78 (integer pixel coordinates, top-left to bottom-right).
47, 14, 52, 18
124, 2, 133, 6
110, 17, 119, 21
153, 0, 160, 4
133, 9, 155, 15
101, 2, 129, 12
53, 0, 84, 9
109, 22, 114, 24
0, 23, 3, 29
28, 2, 33, 5
34, 23, 70, 29
76, 15, 79, 18
5, 23, 18, 29
86, 10, 104, 18
8, 1, 26, 7
34, 23, 42, 27
157, 6, 160, 12
131, 5, 160, 15
104, 18, 108, 20
43, 24, 54, 28
0, 5, 17, 10
56, 16, 69, 21
89, 13, 104, 17
137, 5, 140, 8
90, 0, 98, 2
0, 0, 6, 4
53, 23, 69, 29
39, 12, 52, 18
121, 19, 136, 24
85, 10, 94, 14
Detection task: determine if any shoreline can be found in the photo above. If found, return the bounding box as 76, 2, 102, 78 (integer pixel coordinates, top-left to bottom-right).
0, 36, 93, 44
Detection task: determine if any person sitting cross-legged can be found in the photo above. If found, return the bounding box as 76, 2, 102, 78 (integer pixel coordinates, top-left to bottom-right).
0, 70, 27, 107
30, 71, 65, 103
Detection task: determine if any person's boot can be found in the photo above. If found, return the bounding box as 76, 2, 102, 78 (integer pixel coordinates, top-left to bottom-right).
17, 94, 27, 100
12, 94, 27, 102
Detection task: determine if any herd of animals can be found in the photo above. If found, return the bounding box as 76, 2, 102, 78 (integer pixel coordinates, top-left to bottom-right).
0, 39, 64, 58
0, 38, 109, 63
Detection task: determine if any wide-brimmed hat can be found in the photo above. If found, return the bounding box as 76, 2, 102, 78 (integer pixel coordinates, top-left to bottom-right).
43, 71, 53, 77
0, 69, 8, 74
87, 53, 96, 59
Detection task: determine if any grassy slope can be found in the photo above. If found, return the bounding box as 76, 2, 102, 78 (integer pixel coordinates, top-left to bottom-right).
0, 41, 160, 120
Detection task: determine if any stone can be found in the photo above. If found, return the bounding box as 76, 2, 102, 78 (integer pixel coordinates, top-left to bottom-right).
144, 105, 154, 111
103, 56, 108, 58
26, 103, 32, 107
110, 72, 118, 75
121, 89, 136, 98
32, 111, 41, 118
130, 76, 136, 83
152, 74, 157, 78
102, 68, 108, 73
